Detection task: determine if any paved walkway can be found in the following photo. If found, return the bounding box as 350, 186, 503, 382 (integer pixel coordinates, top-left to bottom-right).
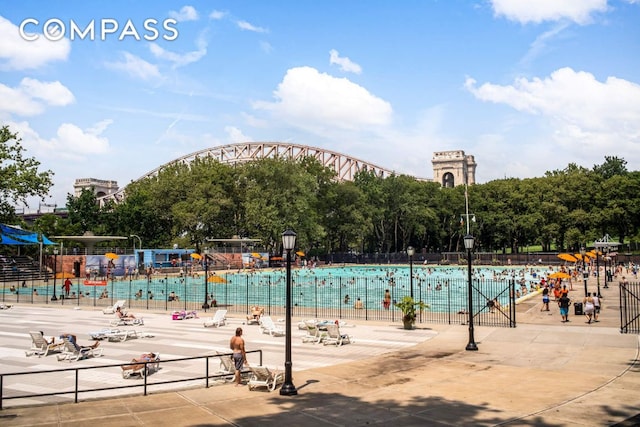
1, 276, 639, 426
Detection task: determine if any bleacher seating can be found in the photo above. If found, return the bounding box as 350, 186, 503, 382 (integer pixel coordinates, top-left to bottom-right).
0, 255, 46, 281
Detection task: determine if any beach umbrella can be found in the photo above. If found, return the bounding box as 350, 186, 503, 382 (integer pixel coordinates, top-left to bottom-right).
105, 252, 119, 260
557, 253, 577, 262
251, 252, 262, 259
190, 253, 202, 260
549, 272, 571, 279
207, 275, 227, 283
296, 251, 305, 257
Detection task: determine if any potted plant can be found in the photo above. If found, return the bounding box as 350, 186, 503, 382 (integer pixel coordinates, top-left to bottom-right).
394, 296, 429, 330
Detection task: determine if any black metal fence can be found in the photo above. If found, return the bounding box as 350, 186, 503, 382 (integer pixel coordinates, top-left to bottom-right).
0, 350, 263, 409
1, 269, 518, 328
620, 281, 640, 334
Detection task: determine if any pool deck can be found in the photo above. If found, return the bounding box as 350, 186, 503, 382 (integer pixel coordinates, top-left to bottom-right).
0, 275, 638, 426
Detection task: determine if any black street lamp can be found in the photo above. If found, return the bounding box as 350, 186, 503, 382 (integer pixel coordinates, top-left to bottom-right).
51, 248, 59, 301
580, 246, 588, 297
602, 246, 610, 288
280, 229, 298, 396
202, 248, 210, 311
407, 246, 415, 299
464, 234, 477, 351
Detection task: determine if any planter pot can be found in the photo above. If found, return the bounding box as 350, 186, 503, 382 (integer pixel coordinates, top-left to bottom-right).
403, 319, 415, 330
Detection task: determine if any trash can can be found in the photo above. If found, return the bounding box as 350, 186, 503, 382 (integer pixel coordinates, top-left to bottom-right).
574, 302, 583, 315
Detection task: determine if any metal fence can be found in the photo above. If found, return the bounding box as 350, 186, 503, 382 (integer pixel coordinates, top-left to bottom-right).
620, 281, 640, 334
1, 271, 517, 328
0, 350, 263, 409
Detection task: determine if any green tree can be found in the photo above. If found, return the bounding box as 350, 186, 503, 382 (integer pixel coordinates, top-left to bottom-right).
0, 125, 53, 223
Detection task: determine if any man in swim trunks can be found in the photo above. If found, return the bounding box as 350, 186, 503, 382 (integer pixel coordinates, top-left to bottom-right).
558, 293, 571, 323
230, 327, 247, 386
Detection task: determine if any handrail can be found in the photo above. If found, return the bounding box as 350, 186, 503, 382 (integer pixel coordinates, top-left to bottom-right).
0, 350, 262, 410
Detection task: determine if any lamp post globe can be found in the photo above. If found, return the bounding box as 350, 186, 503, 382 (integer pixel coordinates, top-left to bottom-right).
407, 246, 415, 299
463, 234, 477, 351
51, 248, 59, 301
202, 248, 210, 311
280, 229, 298, 396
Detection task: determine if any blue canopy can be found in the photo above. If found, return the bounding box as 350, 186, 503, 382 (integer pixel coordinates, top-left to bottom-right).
0, 223, 56, 245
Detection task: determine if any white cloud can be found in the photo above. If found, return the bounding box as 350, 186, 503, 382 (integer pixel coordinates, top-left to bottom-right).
490, 0, 608, 24
225, 126, 252, 143
329, 49, 362, 74
0, 15, 70, 70
209, 10, 226, 20
0, 78, 74, 117
237, 20, 268, 33
169, 6, 199, 22
10, 119, 111, 158
106, 52, 162, 81
465, 67, 640, 150
253, 66, 392, 132
149, 35, 207, 68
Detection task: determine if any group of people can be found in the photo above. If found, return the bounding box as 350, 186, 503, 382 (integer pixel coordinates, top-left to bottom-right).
543, 280, 602, 323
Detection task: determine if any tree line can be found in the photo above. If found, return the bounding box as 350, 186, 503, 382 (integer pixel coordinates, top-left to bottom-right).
2, 125, 639, 257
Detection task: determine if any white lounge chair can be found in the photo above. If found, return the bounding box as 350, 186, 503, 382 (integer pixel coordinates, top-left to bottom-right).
110, 314, 144, 327
322, 324, 352, 346
56, 337, 104, 362
247, 366, 284, 392
301, 324, 327, 344
121, 352, 160, 379
259, 316, 285, 337
89, 329, 153, 342
26, 331, 65, 357
203, 309, 227, 328
216, 351, 251, 382
103, 300, 126, 314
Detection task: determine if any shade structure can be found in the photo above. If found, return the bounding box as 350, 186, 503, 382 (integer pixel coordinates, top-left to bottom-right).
549, 272, 571, 279
296, 251, 305, 257
104, 252, 119, 260
190, 253, 202, 260
207, 275, 227, 283
557, 253, 577, 262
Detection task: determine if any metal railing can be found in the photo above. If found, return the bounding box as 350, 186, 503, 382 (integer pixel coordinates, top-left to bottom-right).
0, 350, 262, 409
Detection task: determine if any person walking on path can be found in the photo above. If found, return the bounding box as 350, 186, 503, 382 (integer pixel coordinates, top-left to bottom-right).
558, 292, 571, 322
63, 278, 72, 297
540, 287, 550, 311
230, 327, 248, 386
583, 293, 596, 324
592, 293, 601, 322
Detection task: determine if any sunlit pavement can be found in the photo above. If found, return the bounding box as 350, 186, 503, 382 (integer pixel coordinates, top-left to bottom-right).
0, 275, 638, 426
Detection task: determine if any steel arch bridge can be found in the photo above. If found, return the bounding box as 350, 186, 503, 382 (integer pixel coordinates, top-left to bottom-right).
98, 142, 396, 205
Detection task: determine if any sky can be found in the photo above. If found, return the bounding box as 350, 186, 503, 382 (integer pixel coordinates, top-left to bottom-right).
1, 0, 639, 210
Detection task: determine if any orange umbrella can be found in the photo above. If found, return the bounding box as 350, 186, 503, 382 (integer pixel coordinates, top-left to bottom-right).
55, 272, 75, 279
190, 253, 202, 260
207, 275, 227, 283
557, 253, 577, 262
549, 272, 571, 279
296, 251, 305, 257
574, 253, 591, 262
105, 252, 119, 260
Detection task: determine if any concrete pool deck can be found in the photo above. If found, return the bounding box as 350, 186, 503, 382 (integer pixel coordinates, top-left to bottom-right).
0, 275, 638, 426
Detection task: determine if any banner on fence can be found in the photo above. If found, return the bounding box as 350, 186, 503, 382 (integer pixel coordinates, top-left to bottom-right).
83, 280, 107, 286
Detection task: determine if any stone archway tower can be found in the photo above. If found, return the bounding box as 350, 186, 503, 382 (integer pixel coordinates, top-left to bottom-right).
431, 150, 476, 188
73, 178, 119, 198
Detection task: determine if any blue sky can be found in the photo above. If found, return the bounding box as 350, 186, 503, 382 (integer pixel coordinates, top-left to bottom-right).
1, 0, 639, 208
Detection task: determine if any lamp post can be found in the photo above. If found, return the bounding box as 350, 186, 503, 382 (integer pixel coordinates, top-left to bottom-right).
202, 248, 210, 311
51, 248, 59, 301
602, 246, 609, 288
280, 229, 298, 396
580, 246, 588, 297
407, 246, 415, 299
464, 234, 477, 351
130, 234, 142, 269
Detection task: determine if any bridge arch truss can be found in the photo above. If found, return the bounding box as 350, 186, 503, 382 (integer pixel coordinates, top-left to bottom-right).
99, 142, 395, 205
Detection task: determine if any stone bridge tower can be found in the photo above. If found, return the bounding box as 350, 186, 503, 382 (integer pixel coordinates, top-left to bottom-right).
431, 150, 476, 188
